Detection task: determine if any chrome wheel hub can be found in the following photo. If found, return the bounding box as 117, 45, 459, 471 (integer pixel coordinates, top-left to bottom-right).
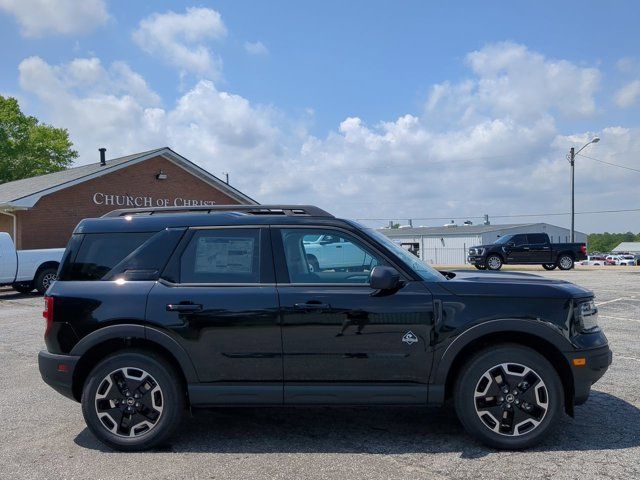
474, 362, 548, 436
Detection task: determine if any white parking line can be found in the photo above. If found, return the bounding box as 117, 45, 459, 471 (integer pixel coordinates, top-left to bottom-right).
595, 298, 625, 306
600, 315, 640, 323
616, 355, 640, 362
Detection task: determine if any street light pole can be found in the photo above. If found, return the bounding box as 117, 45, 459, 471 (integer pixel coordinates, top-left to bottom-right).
567, 137, 600, 243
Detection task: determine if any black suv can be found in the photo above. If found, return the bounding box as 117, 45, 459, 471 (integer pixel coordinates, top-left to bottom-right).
38, 205, 611, 451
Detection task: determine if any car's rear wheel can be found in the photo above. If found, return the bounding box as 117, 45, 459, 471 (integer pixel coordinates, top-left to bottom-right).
35, 268, 57, 294
474, 264, 487, 270
557, 254, 574, 270
542, 264, 557, 271
454, 344, 563, 449
81, 350, 184, 451
486, 254, 503, 271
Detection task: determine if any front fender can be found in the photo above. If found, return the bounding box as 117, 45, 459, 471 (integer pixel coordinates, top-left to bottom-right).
431, 318, 574, 386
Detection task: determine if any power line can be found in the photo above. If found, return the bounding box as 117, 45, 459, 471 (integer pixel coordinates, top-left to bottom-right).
355, 207, 640, 222
576, 153, 640, 173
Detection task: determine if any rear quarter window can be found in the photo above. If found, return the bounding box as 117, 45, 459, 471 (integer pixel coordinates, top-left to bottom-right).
58, 232, 153, 281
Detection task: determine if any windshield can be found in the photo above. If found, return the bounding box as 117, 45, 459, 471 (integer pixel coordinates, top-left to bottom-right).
362, 226, 446, 282
494, 234, 514, 245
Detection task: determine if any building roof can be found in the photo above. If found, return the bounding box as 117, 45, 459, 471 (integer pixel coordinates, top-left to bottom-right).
379, 223, 530, 236
612, 242, 640, 252
0, 147, 257, 208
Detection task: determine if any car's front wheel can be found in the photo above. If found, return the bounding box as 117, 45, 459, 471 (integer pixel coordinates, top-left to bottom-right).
486, 254, 503, 271
454, 344, 563, 449
81, 350, 184, 451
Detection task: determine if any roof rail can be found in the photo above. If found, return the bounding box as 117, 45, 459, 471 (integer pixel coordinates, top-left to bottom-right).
102, 204, 334, 218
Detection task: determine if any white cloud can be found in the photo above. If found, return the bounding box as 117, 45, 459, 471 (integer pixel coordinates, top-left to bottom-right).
614, 80, 640, 108
16, 43, 640, 232
244, 41, 268, 56
0, 0, 108, 37
132, 7, 227, 77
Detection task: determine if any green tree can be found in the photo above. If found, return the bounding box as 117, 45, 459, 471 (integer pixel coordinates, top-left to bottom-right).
0, 95, 77, 183
587, 232, 640, 252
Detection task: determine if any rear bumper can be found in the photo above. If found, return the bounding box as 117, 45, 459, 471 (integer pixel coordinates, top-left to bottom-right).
38, 350, 80, 401
565, 344, 612, 405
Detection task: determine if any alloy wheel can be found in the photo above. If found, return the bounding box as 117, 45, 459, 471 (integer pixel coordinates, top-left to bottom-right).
559, 256, 573, 270
94, 367, 164, 438
474, 362, 549, 436
487, 256, 501, 270
41, 272, 57, 290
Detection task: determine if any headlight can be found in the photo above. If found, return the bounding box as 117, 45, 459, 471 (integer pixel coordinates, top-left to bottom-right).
469, 247, 484, 256
574, 299, 599, 332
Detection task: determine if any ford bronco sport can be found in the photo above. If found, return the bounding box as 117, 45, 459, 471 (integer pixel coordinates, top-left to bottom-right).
38, 205, 611, 451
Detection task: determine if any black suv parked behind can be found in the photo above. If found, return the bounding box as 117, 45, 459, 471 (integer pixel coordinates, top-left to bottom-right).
38, 205, 611, 451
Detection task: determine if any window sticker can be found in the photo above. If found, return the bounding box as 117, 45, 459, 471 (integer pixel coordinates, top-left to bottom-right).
194, 237, 255, 274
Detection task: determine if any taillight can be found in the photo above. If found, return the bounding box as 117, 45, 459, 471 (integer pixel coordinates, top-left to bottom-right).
580, 245, 587, 254
43, 296, 54, 337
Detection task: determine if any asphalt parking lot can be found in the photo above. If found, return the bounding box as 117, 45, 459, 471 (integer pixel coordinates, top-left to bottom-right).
0, 268, 638, 479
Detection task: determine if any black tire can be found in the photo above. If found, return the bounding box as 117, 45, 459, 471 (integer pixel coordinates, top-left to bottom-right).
454, 344, 563, 450
34, 267, 58, 294
542, 264, 557, 271
307, 255, 320, 272
486, 254, 503, 271
12, 282, 34, 294
557, 254, 574, 271
81, 349, 184, 451
474, 264, 487, 270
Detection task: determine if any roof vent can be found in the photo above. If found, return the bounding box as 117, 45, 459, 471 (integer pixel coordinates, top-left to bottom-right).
99, 147, 106, 166
443, 220, 456, 228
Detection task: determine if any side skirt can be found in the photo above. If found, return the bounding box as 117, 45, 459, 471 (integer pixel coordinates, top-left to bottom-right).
187, 383, 440, 406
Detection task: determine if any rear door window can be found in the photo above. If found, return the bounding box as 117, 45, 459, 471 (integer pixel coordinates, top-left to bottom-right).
179, 229, 261, 284
528, 234, 548, 245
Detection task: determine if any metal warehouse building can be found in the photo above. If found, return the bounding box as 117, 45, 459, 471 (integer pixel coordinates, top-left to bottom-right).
379, 223, 588, 265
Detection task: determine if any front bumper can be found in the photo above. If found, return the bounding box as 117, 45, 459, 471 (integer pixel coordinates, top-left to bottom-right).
564, 344, 612, 405
38, 350, 80, 401
467, 255, 485, 265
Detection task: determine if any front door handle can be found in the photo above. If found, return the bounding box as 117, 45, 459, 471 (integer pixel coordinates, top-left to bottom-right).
293, 302, 331, 311
166, 303, 203, 313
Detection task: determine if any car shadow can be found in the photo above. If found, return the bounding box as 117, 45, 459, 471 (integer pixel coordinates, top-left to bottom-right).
74, 391, 639, 455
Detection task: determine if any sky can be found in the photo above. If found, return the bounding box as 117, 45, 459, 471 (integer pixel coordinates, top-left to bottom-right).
0, 0, 639, 233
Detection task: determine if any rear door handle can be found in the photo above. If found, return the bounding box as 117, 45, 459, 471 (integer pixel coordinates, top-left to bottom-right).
166, 303, 203, 313
294, 302, 331, 311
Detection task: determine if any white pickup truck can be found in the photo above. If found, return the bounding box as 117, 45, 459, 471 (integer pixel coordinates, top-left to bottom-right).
0, 232, 64, 294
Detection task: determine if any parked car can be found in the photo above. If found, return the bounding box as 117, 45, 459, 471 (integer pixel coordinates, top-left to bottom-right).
467, 233, 587, 271
0, 232, 64, 294
604, 255, 620, 265
581, 255, 607, 266
38, 205, 611, 451
616, 254, 636, 266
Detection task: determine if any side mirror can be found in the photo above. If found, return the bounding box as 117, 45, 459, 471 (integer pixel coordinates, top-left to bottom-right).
370, 266, 401, 290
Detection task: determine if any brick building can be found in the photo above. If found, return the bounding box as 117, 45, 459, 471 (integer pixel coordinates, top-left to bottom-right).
0, 147, 257, 249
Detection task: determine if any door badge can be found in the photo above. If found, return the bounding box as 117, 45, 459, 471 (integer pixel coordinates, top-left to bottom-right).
402, 331, 418, 345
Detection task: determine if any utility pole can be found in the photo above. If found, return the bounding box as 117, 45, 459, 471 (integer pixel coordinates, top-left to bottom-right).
569, 147, 575, 242
567, 137, 599, 243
